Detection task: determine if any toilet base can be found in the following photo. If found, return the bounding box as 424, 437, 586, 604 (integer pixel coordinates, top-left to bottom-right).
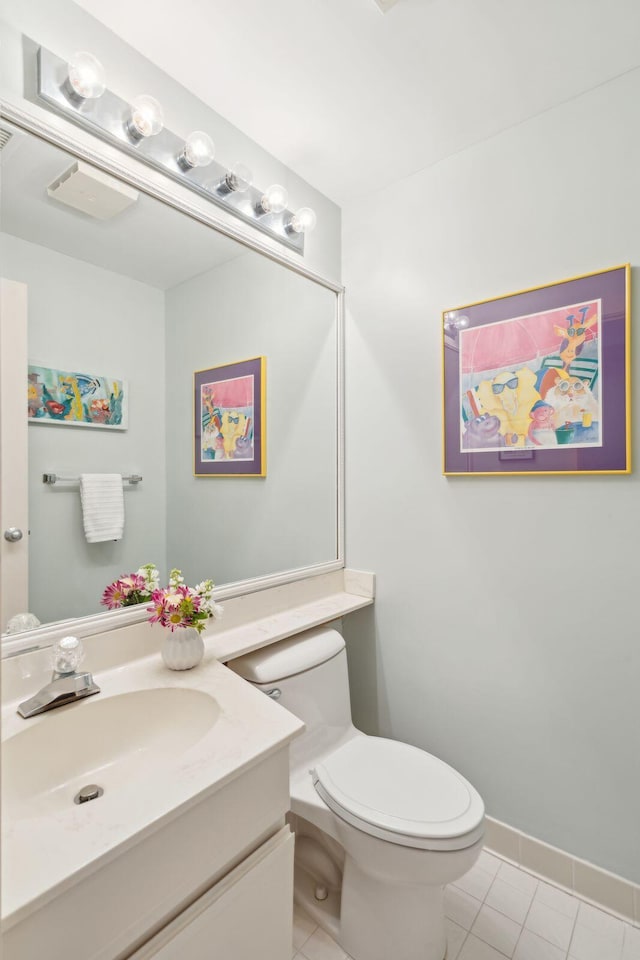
294, 852, 448, 960
291, 803, 481, 960
340, 854, 447, 960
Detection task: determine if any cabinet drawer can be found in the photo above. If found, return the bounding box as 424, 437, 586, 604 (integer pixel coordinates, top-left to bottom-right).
130, 827, 294, 960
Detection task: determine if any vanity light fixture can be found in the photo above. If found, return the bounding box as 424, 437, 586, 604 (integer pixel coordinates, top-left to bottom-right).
36, 45, 312, 254
258, 184, 289, 215
179, 130, 216, 170
127, 95, 164, 141
65, 51, 106, 102
287, 207, 317, 235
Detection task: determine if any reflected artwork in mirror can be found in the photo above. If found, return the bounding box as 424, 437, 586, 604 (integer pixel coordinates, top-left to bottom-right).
0, 118, 342, 645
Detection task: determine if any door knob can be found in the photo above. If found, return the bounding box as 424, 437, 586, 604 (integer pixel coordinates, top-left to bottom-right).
4, 527, 23, 542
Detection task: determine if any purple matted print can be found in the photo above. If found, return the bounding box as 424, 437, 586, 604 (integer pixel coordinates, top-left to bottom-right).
194, 356, 266, 477
442, 265, 630, 475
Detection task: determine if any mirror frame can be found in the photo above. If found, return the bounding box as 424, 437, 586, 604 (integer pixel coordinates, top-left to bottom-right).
0, 102, 344, 657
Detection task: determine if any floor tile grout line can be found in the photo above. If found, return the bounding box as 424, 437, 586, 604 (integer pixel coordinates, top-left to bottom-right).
528, 885, 582, 955
448, 906, 473, 960
467, 908, 518, 959
478, 866, 537, 928
293, 911, 319, 958
509, 875, 540, 960
564, 897, 581, 959
468, 875, 520, 958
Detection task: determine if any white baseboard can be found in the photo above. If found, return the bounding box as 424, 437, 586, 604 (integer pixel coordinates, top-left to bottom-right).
484, 816, 640, 926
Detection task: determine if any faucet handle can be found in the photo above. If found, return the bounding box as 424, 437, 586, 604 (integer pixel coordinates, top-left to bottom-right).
51, 636, 85, 676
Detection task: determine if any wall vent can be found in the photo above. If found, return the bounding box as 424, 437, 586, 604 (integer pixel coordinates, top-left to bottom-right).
47, 161, 139, 220
0, 127, 14, 150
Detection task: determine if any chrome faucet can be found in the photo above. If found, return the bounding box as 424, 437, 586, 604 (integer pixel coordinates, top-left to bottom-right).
17, 636, 100, 719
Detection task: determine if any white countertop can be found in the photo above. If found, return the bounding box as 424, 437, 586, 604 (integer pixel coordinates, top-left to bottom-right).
1, 652, 304, 928
209, 590, 373, 661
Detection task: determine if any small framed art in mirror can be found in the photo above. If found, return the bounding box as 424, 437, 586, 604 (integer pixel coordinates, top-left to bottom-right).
194, 356, 266, 477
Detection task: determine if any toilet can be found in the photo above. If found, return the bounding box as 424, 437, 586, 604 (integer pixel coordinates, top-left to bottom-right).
228, 626, 485, 960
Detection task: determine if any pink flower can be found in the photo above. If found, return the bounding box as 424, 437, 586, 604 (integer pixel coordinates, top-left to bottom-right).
102, 580, 126, 609
147, 589, 167, 625
165, 610, 191, 631
102, 572, 152, 609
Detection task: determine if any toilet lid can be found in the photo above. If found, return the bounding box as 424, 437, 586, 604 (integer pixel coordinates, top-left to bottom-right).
311, 738, 485, 851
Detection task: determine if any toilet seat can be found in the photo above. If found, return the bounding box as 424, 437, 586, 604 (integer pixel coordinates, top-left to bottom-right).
311, 737, 484, 851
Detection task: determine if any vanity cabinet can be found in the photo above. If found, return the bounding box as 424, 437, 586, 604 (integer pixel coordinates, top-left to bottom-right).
129, 827, 294, 960
2, 748, 295, 960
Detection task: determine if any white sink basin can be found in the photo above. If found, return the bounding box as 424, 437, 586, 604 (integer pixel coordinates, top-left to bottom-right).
2, 687, 220, 820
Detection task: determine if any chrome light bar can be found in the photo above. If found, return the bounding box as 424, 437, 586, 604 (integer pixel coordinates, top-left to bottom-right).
36, 46, 307, 255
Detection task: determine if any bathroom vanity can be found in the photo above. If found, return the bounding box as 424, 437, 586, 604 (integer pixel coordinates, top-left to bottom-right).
2, 655, 300, 960
1, 572, 374, 960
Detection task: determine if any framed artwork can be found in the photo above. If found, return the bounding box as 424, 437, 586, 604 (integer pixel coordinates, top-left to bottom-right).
27, 364, 128, 429
442, 264, 630, 476
194, 356, 266, 477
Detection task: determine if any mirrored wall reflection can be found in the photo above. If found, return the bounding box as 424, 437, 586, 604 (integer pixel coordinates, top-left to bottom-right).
0, 121, 339, 631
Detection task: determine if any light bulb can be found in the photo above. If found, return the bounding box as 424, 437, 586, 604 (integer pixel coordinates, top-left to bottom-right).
66, 51, 106, 101
224, 162, 253, 193
180, 131, 215, 169
443, 312, 470, 333
288, 206, 317, 234
128, 95, 164, 140
259, 184, 288, 214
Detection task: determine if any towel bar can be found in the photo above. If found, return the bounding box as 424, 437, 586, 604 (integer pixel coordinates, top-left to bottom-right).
42, 473, 142, 485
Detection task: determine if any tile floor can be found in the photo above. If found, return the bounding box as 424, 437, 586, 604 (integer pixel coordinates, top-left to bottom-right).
292, 850, 640, 960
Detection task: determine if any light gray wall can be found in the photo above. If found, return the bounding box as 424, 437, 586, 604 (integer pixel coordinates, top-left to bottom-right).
343, 68, 640, 883
1, 234, 167, 622
165, 253, 337, 587
0, 0, 341, 283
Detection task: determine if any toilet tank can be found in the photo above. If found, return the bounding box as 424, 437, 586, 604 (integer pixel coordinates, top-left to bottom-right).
227, 627, 354, 750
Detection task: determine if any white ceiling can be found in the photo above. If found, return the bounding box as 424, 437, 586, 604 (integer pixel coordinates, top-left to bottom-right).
73, 0, 640, 205
0, 121, 243, 289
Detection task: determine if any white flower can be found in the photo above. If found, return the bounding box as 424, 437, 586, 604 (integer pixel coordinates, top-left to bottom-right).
211, 603, 224, 620
164, 592, 183, 607
194, 579, 214, 598
137, 563, 160, 592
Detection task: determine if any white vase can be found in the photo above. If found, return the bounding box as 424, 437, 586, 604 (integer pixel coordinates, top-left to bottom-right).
161, 626, 205, 670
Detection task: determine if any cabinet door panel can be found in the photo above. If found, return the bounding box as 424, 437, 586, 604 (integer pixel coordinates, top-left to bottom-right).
131, 827, 294, 960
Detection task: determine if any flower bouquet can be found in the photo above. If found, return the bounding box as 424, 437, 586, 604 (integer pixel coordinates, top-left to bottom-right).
147, 568, 224, 634
101, 563, 160, 609
148, 569, 224, 670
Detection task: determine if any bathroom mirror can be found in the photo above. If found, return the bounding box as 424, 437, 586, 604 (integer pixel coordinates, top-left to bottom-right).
0, 116, 343, 649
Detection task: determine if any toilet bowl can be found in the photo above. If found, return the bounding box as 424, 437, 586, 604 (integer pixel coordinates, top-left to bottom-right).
228, 626, 485, 960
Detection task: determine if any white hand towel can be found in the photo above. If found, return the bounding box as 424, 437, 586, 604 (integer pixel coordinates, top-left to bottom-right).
79, 473, 125, 543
